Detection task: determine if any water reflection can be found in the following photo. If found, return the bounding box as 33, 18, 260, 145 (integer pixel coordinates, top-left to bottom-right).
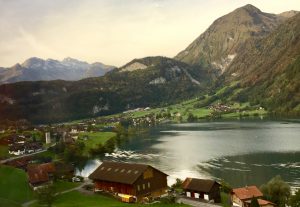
78, 121, 300, 188
197, 152, 300, 188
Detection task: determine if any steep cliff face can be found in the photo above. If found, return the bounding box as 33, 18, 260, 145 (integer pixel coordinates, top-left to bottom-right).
175, 4, 286, 73
223, 13, 300, 112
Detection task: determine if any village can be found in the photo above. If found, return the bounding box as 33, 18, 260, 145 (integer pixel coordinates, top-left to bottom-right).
0, 115, 297, 207
0, 152, 283, 207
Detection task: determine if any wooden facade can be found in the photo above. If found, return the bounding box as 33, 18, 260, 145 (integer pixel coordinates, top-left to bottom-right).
95, 180, 134, 195
182, 178, 221, 203
133, 166, 168, 199
89, 161, 168, 202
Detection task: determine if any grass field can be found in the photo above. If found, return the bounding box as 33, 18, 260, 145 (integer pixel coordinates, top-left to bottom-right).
52, 180, 81, 193
0, 165, 34, 205
0, 197, 21, 207
0, 145, 9, 159
29, 190, 188, 207
78, 132, 116, 154
221, 192, 231, 207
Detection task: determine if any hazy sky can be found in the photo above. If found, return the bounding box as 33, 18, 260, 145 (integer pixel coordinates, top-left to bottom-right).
0, 0, 300, 67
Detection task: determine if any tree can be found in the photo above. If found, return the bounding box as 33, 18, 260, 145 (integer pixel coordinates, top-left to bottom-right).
290, 189, 300, 207
187, 113, 197, 122
220, 180, 232, 194
36, 185, 56, 207
63, 141, 87, 172
171, 178, 183, 189
89, 143, 104, 156
114, 123, 127, 138
260, 175, 291, 207
104, 138, 116, 153
250, 197, 260, 207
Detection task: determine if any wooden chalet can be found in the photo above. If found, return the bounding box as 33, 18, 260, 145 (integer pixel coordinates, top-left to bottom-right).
27, 162, 56, 190
88, 161, 168, 202
54, 162, 75, 179
182, 178, 221, 203
232, 186, 268, 207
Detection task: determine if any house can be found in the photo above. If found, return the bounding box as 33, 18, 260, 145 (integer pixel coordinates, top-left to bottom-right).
5, 156, 33, 170
25, 142, 43, 154
88, 161, 168, 202
8, 144, 25, 155
54, 162, 75, 179
244, 199, 276, 207
27, 162, 56, 190
182, 178, 221, 203
232, 186, 264, 207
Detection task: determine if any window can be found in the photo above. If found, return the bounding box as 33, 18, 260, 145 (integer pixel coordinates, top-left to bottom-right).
100, 167, 105, 170
114, 168, 119, 172
107, 168, 111, 171
148, 182, 150, 188
127, 170, 132, 173
143, 184, 145, 190
137, 185, 140, 191
134, 170, 139, 174
120, 169, 125, 173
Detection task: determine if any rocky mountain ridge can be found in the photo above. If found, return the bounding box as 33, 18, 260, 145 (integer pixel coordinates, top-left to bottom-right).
0, 57, 115, 84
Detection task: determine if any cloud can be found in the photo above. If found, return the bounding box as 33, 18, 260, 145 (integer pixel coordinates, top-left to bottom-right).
0, 0, 299, 67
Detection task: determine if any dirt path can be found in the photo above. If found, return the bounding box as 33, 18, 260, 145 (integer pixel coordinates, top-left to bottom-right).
22, 180, 90, 207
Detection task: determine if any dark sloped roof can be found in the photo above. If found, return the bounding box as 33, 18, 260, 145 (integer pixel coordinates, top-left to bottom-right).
182, 178, 220, 193
88, 161, 166, 185
27, 163, 55, 184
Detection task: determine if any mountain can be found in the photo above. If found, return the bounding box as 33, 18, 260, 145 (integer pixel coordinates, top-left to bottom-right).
0, 56, 212, 123
222, 13, 300, 113
0, 57, 115, 84
278, 10, 299, 19
0, 5, 299, 123
175, 4, 295, 73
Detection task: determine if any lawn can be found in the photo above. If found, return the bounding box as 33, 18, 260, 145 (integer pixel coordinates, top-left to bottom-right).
29, 190, 188, 207
188, 108, 212, 118
0, 165, 34, 205
0, 145, 9, 159
52, 180, 81, 193
33, 149, 58, 161
221, 192, 231, 207
78, 132, 116, 154
0, 197, 21, 207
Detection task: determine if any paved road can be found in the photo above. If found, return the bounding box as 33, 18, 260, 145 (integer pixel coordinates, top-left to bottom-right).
177, 197, 222, 207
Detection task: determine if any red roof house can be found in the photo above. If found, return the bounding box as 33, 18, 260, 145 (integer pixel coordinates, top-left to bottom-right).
232, 186, 263, 207
27, 163, 55, 190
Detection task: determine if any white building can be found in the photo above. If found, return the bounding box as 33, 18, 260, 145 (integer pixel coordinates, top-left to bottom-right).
45, 132, 51, 144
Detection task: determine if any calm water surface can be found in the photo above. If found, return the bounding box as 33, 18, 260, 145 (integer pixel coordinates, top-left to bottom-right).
78, 120, 300, 188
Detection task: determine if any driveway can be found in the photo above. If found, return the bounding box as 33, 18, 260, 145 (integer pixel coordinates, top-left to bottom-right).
177, 197, 222, 207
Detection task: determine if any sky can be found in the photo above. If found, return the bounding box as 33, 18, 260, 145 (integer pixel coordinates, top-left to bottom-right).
0, 0, 300, 67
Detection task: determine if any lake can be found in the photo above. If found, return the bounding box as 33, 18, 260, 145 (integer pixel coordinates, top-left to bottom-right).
77, 119, 300, 189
